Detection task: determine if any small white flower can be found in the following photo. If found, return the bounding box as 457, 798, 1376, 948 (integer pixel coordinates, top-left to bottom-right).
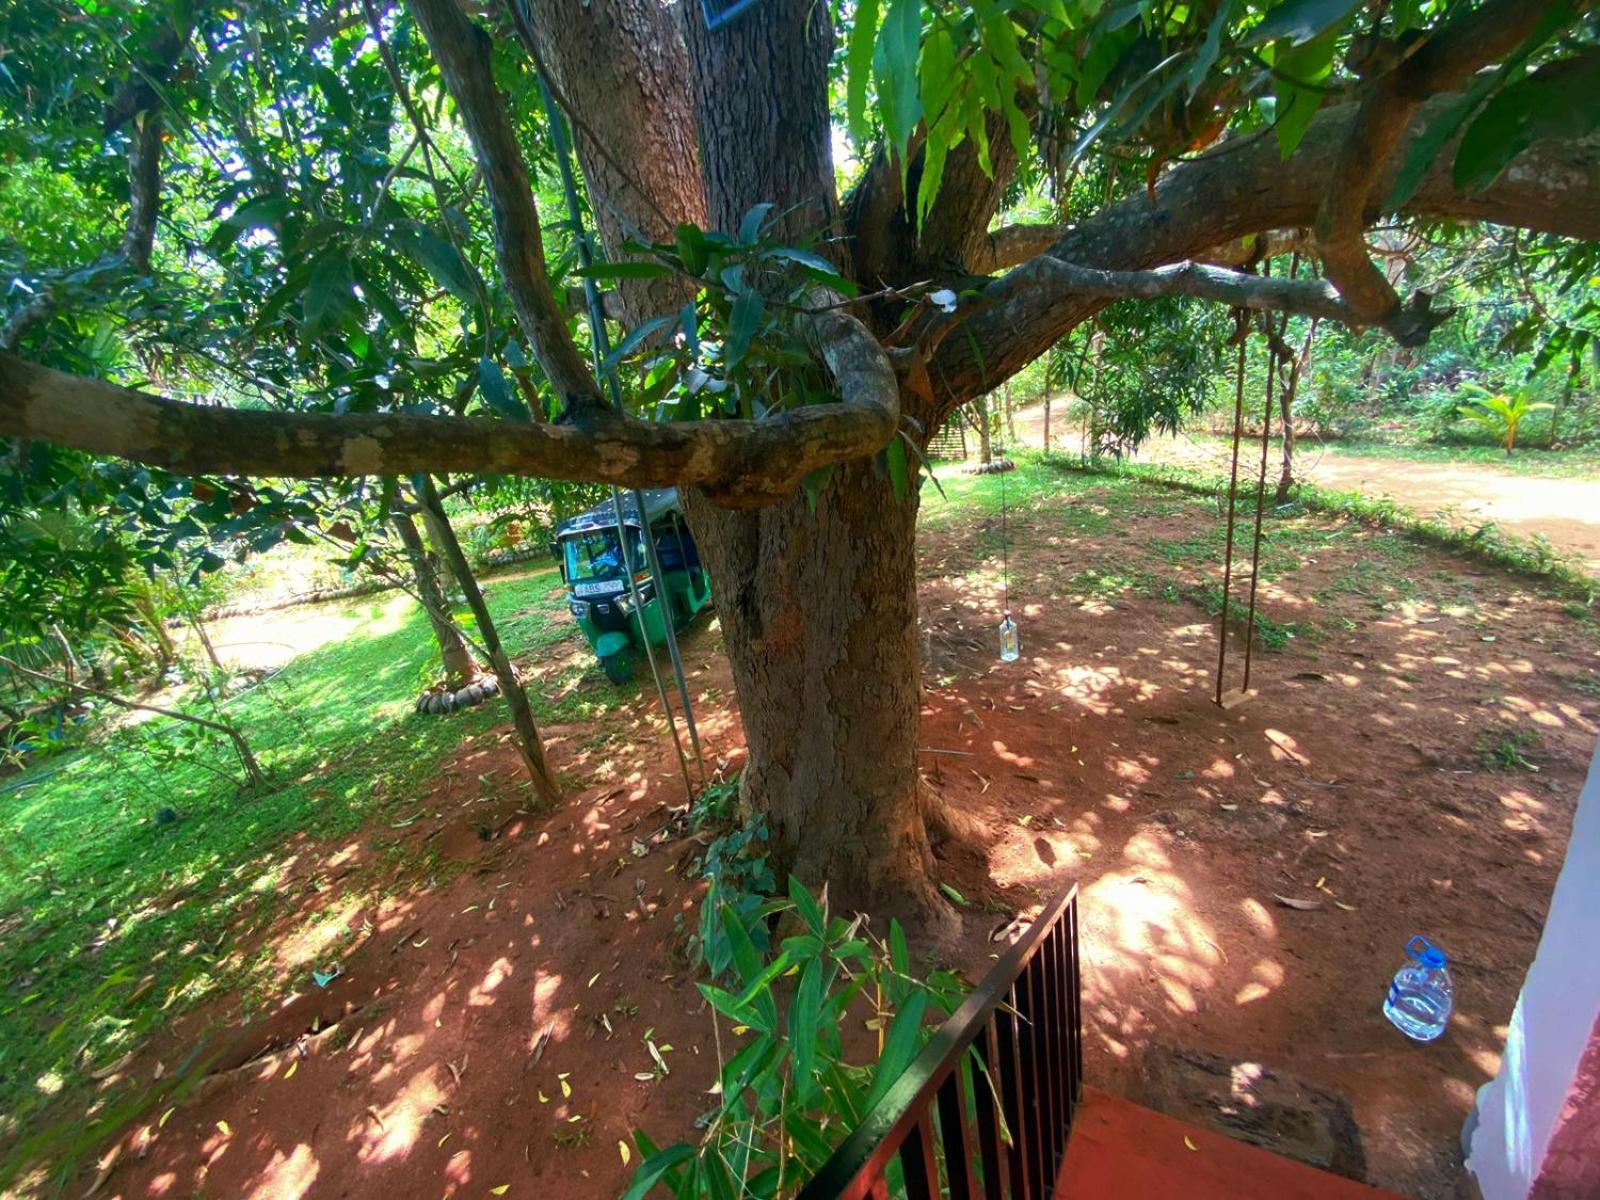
929, 288, 959, 313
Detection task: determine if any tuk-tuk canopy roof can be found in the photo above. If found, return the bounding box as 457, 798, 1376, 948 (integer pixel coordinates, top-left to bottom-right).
556, 488, 682, 539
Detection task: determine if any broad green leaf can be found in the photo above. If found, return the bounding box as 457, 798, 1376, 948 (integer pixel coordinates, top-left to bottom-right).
787, 876, 825, 934
738, 203, 773, 246
860, 989, 927, 1114
602, 315, 674, 374
302, 256, 354, 335
885, 435, 910, 502
875, 0, 923, 165
846, 0, 881, 145
1272, 30, 1336, 158
407, 231, 476, 303
788, 955, 823, 1105
476, 358, 526, 422
1246, 0, 1363, 47
723, 288, 765, 368
1385, 83, 1492, 209
1454, 51, 1600, 192
1186, 0, 1235, 96
674, 224, 709, 276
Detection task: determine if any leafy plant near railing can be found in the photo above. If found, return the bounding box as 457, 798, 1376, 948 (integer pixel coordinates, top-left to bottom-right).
682, 779, 776, 980
626, 878, 969, 1200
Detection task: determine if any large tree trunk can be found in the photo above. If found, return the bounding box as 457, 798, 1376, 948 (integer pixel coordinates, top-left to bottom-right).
682, 458, 948, 925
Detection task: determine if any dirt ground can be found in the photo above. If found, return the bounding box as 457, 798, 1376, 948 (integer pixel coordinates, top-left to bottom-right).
1012, 402, 1600, 577
66, 477, 1599, 1200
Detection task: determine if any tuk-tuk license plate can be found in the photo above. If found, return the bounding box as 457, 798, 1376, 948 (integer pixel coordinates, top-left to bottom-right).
574, 580, 625, 598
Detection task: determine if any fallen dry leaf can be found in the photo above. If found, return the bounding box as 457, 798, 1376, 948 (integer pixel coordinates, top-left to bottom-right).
1272, 893, 1323, 911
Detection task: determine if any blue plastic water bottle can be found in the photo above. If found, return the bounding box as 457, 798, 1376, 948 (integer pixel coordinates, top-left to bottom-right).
1383, 935, 1453, 1042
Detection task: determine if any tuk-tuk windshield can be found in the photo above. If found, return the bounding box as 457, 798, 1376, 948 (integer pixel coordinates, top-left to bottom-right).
563, 527, 645, 583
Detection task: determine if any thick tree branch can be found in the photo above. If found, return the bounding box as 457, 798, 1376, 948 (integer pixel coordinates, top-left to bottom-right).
927, 94, 1600, 414
970, 224, 1068, 275
1033, 258, 1449, 343
0, 309, 896, 508
405, 0, 606, 414
1315, 0, 1560, 328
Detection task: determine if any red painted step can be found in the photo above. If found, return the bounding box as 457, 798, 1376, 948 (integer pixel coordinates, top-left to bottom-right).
1055, 1088, 1405, 1200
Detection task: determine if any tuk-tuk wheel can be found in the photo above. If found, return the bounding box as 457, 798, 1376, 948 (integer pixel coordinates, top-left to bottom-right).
600, 651, 632, 684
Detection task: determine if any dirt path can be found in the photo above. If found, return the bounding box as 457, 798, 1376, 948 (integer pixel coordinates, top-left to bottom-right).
56, 475, 1600, 1200
1013, 402, 1600, 576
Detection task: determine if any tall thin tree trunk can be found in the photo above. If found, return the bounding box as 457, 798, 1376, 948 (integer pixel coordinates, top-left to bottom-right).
392, 510, 477, 686
977, 395, 993, 464
417, 479, 561, 806
1003, 381, 1017, 445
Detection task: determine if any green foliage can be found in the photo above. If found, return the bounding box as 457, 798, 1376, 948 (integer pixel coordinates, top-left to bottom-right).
627, 879, 968, 1200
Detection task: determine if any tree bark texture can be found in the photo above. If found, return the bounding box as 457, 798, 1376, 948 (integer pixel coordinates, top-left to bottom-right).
682, 457, 946, 923
392, 510, 477, 686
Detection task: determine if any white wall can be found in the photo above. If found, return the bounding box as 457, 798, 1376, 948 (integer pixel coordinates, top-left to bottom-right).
1466, 733, 1600, 1198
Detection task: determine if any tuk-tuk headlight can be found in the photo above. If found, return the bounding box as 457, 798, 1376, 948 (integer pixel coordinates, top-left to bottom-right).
568, 599, 588, 618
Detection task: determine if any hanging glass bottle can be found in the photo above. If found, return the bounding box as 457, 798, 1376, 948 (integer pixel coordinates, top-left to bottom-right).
998, 612, 1020, 662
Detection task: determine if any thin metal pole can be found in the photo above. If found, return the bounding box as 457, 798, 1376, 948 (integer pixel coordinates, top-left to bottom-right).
537, 77, 700, 795
1214, 321, 1249, 707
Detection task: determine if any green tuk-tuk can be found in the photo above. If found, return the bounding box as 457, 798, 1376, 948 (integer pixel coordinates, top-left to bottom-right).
554, 489, 712, 683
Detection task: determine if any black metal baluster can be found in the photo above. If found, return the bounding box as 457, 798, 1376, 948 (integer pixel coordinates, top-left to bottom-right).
973, 1025, 1009, 1200
938, 1065, 980, 1200
900, 1110, 941, 1200
996, 998, 1035, 1200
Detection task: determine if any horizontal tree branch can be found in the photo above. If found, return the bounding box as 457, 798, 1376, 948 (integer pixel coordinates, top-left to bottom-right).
926, 92, 1600, 414
969, 223, 1067, 274
0, 309, 897, 507
1315, 0, 1559, 329
1033, 258, 1450, 343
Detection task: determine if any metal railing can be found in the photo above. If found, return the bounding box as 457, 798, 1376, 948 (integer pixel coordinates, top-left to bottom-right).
798, 885, 1083, 1200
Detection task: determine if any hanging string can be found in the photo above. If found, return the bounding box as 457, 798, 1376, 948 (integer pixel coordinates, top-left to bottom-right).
1241, 253, 1297, 693
999, 448, 1012, 618
1214, 313, 1250, 707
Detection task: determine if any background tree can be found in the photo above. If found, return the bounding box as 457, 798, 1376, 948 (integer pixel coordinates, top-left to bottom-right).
3, 0, 1598, 924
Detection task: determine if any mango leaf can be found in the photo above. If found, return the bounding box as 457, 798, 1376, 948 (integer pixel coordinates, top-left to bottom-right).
875, 0, 923, 164
476, 357, 526, 421
302, 256, 354, 335
787, 877, 825, 934
1385, 81, 1493, 209
1454, 51, 1600, 192
1272, 30, 1336, 158
802, 463, 834, 512
674, 224, 710, 276
407, 230, 476, 303
1186, 0, 1235, 96
738, 203, 773, 246
723, 288, 765, 368
1246, 0, 1363, 47
602, 315, 673, 374
846, 0, 881, 143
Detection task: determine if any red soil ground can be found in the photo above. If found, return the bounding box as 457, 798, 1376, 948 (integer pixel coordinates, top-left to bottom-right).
73, 487, 1598, 1200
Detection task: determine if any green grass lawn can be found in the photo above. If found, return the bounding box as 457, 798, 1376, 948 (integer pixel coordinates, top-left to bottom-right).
0, 565, 605, 1172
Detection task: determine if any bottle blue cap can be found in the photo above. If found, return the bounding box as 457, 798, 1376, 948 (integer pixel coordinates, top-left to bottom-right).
1407, 934, 1447, 969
